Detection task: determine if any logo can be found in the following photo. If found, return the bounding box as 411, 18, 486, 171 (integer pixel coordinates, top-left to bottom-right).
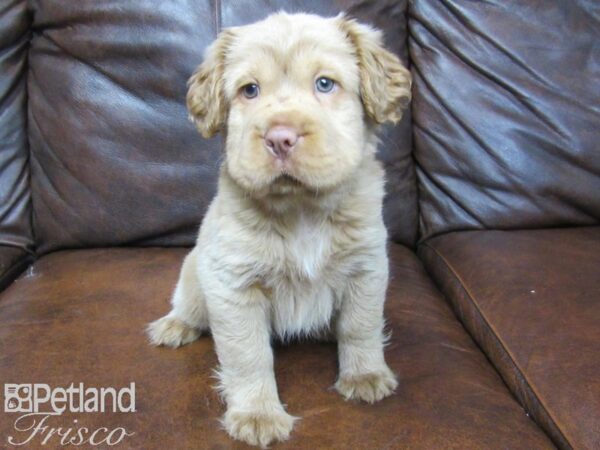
3, 383, 136, 447
4, 385, 32, 413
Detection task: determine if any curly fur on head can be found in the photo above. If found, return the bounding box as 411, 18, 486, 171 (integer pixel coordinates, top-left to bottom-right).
186, 12, 411, 197
186, 29, 236, 138
336, 15, 412, 124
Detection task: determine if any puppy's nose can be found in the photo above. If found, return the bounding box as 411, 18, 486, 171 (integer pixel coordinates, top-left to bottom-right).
264, 126, 298, 159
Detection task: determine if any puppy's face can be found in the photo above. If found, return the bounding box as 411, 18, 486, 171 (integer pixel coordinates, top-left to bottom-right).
187, 13, 411, 194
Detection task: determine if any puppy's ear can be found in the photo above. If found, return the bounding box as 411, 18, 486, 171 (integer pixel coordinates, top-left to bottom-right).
337, 16, 412, 125
187, 29, 235, 138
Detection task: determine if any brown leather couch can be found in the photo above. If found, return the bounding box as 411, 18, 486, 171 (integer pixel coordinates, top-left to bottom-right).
1, 1, 597, 449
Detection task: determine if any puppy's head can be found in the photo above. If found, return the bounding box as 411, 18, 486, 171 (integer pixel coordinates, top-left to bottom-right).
187, 12, 411, 194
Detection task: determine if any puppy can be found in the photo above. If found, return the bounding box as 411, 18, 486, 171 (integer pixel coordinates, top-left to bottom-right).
148, 12, 411, 447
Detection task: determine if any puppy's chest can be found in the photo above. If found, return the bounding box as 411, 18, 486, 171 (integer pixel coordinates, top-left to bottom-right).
262, 216, 341, 338
274, 215, 332, 282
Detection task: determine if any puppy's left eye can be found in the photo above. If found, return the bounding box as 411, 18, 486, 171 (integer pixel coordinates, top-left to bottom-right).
241, 83, 260, 99
315, 77, 335, 93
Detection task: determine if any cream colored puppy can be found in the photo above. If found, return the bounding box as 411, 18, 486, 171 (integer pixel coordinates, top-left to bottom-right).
148, 11, 411, 447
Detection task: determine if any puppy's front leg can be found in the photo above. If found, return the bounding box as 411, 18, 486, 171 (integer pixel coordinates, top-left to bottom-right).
207, 285, 296, 447
335, 252, 398, 403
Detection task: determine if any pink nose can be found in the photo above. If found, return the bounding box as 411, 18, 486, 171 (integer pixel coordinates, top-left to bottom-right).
264, 126, 298, 159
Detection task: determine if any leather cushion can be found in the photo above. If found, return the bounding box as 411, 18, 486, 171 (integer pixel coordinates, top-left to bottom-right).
0, 0, 33, 253
419, 228, 600, 449
0, 245, 552, 449
409, 0, 600, 241
28, 1, 219, 254
27, 0, 417, 254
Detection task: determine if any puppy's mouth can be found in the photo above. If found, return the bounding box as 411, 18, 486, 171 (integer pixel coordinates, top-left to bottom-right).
268, 173, 308, 195
275, 174, 301, 185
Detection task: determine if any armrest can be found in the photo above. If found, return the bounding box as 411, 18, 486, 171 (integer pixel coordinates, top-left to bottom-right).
0, 246, 33, 293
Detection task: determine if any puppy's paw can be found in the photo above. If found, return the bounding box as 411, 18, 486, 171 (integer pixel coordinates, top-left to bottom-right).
335, 367, 398, 403
146, 316, 200, 348
223, 407, 297, 448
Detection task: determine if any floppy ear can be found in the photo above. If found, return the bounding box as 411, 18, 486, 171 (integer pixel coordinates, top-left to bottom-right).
337, 16, 412, 125
186, 29, 235, 138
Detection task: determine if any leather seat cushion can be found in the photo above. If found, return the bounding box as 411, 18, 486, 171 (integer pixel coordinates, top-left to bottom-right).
0, 244, 552, 449
419, 227, 600, 449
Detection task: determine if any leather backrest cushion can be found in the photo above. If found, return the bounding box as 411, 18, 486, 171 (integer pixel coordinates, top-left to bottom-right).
409, 0, 600, 241
28, 1, 219, 254
0, 0, 33, 252
28, 0, 416, 254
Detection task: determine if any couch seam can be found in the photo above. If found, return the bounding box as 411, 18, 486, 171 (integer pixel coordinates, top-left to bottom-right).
0, 252, 33, 293
420, 241, 571, 450
25, 3, 38, 256
214, 0, 221, 34
405, 0, 420, 249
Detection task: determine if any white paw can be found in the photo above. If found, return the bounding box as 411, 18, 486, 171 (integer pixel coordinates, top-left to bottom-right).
335, 366, 398, 403
146, 315, 200, 348
223, 406, 297, 448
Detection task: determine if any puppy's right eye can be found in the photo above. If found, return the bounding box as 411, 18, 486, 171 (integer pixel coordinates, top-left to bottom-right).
241, 83, 260, 99
315, 77, 335, 93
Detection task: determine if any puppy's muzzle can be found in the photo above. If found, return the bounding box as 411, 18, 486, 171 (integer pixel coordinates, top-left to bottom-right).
264, 125, 298, 160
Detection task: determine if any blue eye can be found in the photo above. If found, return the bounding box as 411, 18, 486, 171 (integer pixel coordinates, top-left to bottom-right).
315, 77, 335, 93
241, 83, 259, 98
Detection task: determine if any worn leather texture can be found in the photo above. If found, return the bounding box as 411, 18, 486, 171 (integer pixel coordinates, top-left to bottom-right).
0, 245, 553, 449
409, 1, 600, 241
27, 0, 218, 254
27, 0, 416, 254
419, 228, 600, 450
0, 0, 34, 260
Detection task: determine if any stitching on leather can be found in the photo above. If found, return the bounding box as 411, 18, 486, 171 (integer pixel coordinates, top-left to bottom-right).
420, 241, 571, 450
